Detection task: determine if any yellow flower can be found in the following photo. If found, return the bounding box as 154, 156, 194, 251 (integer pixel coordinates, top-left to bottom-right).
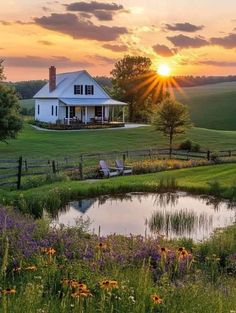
151, 294, 162, 304
13, 267, 21, 273
41, 247, 56, 255
25, 265, 37, 271
178, 248, 190, 260
97, 242, 108, 250
1, 288, 16, 295
100, 280, 118, 290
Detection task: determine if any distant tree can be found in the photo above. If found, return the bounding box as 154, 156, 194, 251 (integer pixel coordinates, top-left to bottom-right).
0, 59, 5, 81
111, 55, 153, 122
0, 62, 23, 142
153, 97, 192, 158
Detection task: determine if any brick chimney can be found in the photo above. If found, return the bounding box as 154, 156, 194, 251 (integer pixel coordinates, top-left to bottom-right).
49, 66, 56, 92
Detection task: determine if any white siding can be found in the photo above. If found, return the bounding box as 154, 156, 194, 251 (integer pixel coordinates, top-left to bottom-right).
60, 72, 108, 99
35, 99, 59, 123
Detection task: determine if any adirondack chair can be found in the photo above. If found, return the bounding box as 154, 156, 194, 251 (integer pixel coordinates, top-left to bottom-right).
99, 160, 120, 178
115, 160, 133, 175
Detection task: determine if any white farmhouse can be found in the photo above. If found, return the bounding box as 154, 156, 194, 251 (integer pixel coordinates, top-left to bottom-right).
34, 66, 127, 128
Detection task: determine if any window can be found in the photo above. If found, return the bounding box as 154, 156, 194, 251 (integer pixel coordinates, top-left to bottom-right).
74, 85, 83, 95
66, 106, 75, 118
37, 105, 40, 115
85, 85, 94, 95
95, 106, 102, 117
55, 106, 58, 117
51, 105, 54, 116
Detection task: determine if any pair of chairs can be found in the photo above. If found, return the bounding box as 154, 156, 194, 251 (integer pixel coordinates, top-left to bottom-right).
99, 160, 133, 178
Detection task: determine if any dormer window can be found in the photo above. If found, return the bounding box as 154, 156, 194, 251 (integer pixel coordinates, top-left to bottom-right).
74, 85, 83, 95
85, 85, 94, 95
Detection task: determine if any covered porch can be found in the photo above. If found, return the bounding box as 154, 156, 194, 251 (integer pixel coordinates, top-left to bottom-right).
59, 98, 127, 127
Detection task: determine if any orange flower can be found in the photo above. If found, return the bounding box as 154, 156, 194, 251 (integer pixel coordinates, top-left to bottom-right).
41, 247, 56, 255
178, 248, 190, 259
1, 288, 16, 295
100, 280, 118, 290
151, 294, 162, 304
97, 242, 107, 250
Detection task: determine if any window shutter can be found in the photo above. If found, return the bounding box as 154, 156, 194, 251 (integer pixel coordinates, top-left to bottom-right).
92, 85, 94, 95
81, 85, 83, 95
74, 85, 76, 94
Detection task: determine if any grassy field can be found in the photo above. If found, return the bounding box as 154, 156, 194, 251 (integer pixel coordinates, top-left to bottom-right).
0, 123, 236, 159
19, 98, 34, 109
176, 82, 236, 131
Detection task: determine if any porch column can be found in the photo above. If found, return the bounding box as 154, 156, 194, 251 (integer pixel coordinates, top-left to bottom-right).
102, 106, 104, 124
122, 106, 125, 123
112, 106, 115, 122
85, 106, 88, 125
67, 106, 70, 125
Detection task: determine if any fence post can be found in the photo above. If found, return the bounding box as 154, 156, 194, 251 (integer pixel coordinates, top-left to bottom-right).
17, 156, 23, 190
207, 150, 211, 161
229, 150, 232, 157
24, 159, 28, 172
122, 153, 126, 165
149, 149, 152, 160
52, 160, 56, 174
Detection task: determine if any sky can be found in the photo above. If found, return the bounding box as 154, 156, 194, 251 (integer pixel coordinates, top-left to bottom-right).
1, 0, 236, 81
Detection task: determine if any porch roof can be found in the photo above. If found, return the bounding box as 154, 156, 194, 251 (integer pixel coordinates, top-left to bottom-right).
59, 98, 127, 106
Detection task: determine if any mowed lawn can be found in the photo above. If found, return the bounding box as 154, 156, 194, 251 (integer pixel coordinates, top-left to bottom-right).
1, 123, 236, 159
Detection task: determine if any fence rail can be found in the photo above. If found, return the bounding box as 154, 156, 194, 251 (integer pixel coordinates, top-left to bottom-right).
0, 147, 236, 190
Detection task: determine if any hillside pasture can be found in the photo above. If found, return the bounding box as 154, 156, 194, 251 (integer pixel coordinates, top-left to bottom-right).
175, 81, 236, 131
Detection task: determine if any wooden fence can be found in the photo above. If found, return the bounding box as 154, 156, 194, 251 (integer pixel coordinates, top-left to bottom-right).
0, 148, 236, 190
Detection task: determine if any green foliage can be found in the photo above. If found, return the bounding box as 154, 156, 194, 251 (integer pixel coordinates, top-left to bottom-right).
153, 97, 192, 158
111, 55, 155, 122
0, 83, 23, 142
179, 139, 201, 152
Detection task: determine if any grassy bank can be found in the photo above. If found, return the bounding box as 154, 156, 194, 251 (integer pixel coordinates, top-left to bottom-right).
1, 163, 236, 216
1, 123, 236, 159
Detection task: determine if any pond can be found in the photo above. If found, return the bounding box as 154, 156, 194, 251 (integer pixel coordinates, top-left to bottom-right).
51, 192, 236, 241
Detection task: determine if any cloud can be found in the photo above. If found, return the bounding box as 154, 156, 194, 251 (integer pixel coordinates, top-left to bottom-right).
65, 1, 124, 21
90, 55, 117, 65
66, 1, 123, 12
42, 6, 50, 12
0, 20, 11, 26
103, 43, 128, 52
164, 22, 204, 33
152, 44, 177, 57
34, 13, 128, 41
92, 10, 113, 21
199, 60, 236, 67
210, 33, 236, 49
167, 34, 209, 48
4, 55, 93, 68
38, 40, 54, 46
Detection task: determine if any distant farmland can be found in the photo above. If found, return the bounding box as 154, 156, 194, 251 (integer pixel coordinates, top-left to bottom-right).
20, 81, 236, 131
175, 81, 236, 131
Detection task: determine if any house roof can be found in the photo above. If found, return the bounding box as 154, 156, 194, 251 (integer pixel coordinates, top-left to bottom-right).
59, 98, 127, 106
33, 70, 112, 99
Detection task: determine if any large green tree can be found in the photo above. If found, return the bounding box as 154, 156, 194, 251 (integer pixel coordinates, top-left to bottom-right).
0, 61, 23, 142
111, 55, 154, 122
153, 97, 192, 158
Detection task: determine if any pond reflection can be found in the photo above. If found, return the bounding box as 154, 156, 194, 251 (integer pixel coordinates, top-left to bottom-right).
51, 192, 236, 241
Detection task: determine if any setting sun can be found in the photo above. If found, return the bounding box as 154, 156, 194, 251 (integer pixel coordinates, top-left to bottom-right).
157, 64, 171, 77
